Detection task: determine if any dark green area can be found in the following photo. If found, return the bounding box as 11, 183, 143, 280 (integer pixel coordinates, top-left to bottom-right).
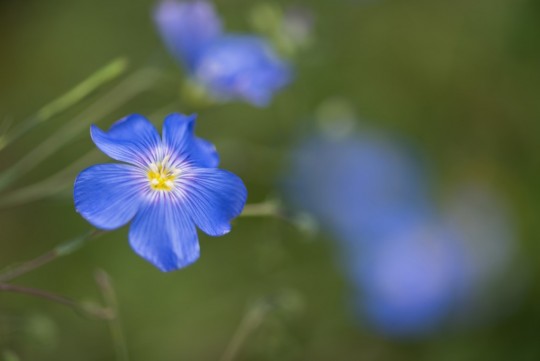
1, 0, 540, 360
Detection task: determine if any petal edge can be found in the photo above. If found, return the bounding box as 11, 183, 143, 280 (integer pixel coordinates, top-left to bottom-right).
90, 114, 161, 167
129, 197, 200, 271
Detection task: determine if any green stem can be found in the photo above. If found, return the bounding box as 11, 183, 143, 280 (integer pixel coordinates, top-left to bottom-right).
240, 201, 281, 217
0, 230, 103, 283
0, 102, 177, 209
0, 149, 100, 209
0, 58, 128, 152
0, 283, 112, 319
0, 67, 161, 192
95, 269, 130, 361
240, 201, 319, 236
219, 301, 270, 361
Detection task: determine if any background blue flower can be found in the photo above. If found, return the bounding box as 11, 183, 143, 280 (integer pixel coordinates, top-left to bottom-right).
74, 114, 247, 271
154, 0, 292, 106
154, 0, 222, 70
193, 35, 291, 106
285, 129, 430, 244
350, 217, 467, 336
283, 127, 516, 336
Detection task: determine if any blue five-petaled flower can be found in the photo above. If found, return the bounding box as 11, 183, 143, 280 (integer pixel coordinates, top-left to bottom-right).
74, 114, 247, 271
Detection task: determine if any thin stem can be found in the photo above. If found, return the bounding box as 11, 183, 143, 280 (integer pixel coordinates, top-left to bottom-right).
0, 149, 100, 209
0, 230, 103, 283
0, 67, 161, 192
240, 201, 281, 217
240, 201, 319, 236
0, 58, 128, 152
2, 349, 20, 361
95, 269, 130, 361
219, 301, 270, 361
0, 101, 178, 209
0, 283, 112, 319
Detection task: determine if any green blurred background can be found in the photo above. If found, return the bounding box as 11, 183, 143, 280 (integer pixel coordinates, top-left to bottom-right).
1, 0, 540, 360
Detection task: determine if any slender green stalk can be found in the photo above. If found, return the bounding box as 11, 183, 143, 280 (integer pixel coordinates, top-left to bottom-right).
0, 101, 177, 208
240, 201, 281, 217
0, 58, 128, 152
219, 301, 270, 361
0, 149, 100, 209
240, 201, 319, 236
0, 230, 103, 283
95, 269, 130, 361
0, 283, 112, 319
2, 349, 21, 361
0, 67, 162, 192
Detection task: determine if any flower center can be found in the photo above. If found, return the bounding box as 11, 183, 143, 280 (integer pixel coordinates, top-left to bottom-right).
147, 160, 180, 191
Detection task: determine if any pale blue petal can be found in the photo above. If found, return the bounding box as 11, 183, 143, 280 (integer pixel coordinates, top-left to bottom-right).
194, 35, 292, 106
74, 164, 146, 230
162, 113, 196, 156
154, 0, 222, 69
162, 113, 219, 167
179, 168, 247, 236
192, 137, 219, 168
129, 197, 200, 271
91, 114, 161, 167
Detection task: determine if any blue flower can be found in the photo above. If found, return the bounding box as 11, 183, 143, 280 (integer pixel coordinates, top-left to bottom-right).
352, 218, 466, 336
154, 0, 292, 106
284, 130, 460, 335
192, 35, 292, 106
284, 128, 518, 336
73, 114, 247, 271
154, 0, 222, 70
284, 130, 430, 244
283, 129, 459, 335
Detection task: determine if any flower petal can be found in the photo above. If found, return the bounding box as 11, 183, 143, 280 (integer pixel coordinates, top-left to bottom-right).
194, 36, 292, 106
129, 197, 200, 271
91, 114, 161, 167
74, 164, 146, 230
179, 168, 247, 236
162, 113, 219, 167
154, 0, 222, 69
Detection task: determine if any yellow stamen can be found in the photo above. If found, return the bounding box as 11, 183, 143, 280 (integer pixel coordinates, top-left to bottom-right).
147, 161, 179, 191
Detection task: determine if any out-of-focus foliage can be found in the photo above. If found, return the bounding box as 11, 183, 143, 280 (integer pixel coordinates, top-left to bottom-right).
1, 0, 540, 360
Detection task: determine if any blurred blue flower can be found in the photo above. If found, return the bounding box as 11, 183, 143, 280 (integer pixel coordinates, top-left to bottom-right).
154, 0, 222, 70
283, 129, 460, 336
285, 130, 430, 244
192, 35, 291, 106
154, 0, 292, 106
284, 128, 517, 336
74, 114, 247, 271
351, 219, 466, 336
